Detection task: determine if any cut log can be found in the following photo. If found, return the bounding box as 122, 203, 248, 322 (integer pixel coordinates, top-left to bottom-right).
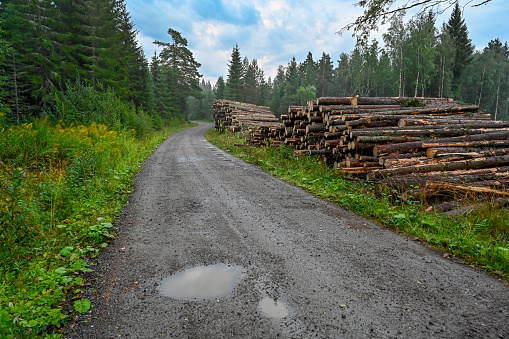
398, 118, 501, 127
426, 182, 509, 197
373, 131, 509, 156
316, 97, 354, 105
320, 104, 401, 112
369, 154, 509, 179
306, 124, 327, 133
309, 149, 333, 155
426, 147, 509, 159
356, 135, 424, 143
420, 140, 509, 149
351, 128, 509, 138
424, 200, 468, 212
340, 167, 381, 174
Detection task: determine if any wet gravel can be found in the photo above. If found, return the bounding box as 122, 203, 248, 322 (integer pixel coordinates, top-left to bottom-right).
66, 122, 509, 338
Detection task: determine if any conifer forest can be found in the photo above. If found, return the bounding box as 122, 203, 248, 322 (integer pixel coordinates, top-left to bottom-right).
0, 0, 508, 337
219, 5, 509, 122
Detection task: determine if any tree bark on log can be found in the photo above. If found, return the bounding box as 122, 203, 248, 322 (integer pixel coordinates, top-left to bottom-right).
320, 105, 401, 112
316, 97, 355, 105
369, 154, 509, 179
398, 117, 499, 127
306, 124, 327, 133
373, 131, 509, 156
426, 182, 509, 197
426, 147, 509, 158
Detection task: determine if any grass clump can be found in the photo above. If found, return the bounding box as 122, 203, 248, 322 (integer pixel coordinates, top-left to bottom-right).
0, 115, 195, 338
206, 129, 509, 278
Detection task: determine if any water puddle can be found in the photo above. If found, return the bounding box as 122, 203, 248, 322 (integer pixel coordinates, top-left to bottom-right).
258, 297, 289, 319
159, 264, 245, 300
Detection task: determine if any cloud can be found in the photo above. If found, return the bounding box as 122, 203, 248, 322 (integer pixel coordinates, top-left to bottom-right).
126, 0, 509, 85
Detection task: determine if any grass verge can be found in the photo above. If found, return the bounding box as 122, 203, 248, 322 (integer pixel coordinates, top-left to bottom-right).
206, 129, 509, 280
0, 118, 196, 338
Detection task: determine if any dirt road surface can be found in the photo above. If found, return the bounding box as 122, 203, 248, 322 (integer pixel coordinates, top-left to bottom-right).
67, 123, 509, 338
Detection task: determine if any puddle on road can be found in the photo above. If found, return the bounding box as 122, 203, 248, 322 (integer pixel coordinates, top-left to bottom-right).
258, 297, 289, 319
159, 264, 245, 300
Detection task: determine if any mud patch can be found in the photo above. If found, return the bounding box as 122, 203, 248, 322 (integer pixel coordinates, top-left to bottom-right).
159, 264, 245, 300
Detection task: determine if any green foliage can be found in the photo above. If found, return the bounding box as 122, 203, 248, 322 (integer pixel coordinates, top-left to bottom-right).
0, 0, 157, 122
73, 299, 91, 314
0, 118, 196, 337
153, 28, 202, 119
402, 98, 425, 107
292, 86, 316, 105
207, 129, 509, 279
445, 2, 474, 97
225, 44, 244, 101
214, 75, 226, 99
54, 80, 156, 137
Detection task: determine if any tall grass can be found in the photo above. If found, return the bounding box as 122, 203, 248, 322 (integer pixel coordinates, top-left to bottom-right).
0, 110, 195, 337
207, 129, 509, 278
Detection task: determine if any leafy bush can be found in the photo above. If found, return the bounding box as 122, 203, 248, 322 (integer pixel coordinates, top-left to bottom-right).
54, 80, 156, 138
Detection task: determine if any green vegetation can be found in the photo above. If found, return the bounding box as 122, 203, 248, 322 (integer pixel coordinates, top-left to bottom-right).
0, 2, 203, 337
0, 115, 194, 338
207, 129, 509, 279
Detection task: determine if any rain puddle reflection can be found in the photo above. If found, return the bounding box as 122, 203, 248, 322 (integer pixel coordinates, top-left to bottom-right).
159, 264, 245, 300
258, 297, 289, 318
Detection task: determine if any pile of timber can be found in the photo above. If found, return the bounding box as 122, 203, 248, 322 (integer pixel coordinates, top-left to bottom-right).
273, 96, 509, 205
213, 99, 282, 135
212, 96, 509, 207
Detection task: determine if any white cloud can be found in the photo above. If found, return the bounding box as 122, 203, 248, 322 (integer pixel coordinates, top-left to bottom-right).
126, 0, 509, 85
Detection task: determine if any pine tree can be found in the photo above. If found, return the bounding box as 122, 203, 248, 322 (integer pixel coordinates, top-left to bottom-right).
445, 2, 474, 98
214, 76, 226, 99
225, 44, 243, 101
335, 53, 353, 96
53, 0, 93, 81
115, 2, 154, 108
316, 53, 334, 97
299, 52, 316, 88
154, 28, 202, 118
1, 0, 58, 117
281, 56, 299, 108
270, 65, 285, 117
150, 51, 173, 117
243, 58, 257, 104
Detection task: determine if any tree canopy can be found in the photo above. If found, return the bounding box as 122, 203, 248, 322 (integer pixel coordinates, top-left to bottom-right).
339, 0, 493, 43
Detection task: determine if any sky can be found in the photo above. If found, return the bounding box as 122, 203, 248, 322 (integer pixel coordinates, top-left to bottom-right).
125, 0, 509, 85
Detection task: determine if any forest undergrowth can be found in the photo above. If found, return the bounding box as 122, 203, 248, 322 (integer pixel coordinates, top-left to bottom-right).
207, 129, 509, 281
0, 92, 195, 337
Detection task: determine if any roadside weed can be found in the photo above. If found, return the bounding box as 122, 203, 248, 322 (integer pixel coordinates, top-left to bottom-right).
0, 119, 196, 337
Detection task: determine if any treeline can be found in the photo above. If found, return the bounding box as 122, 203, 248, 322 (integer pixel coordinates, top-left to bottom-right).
0, 0, 202, 130
219, 4, 508, 121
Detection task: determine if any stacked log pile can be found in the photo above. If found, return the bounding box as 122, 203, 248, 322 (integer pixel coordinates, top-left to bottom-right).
213, 99, 282, 136
273, 96, 509, 206
212, 96, 509, 208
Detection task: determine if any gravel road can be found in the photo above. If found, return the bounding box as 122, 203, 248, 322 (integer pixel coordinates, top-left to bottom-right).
67, 122, 509, 338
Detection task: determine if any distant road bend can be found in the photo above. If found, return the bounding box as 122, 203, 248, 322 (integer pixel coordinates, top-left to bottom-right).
68, 122, 509, 338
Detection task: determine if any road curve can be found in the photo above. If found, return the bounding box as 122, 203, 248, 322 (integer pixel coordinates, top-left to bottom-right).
67, 122, 509, 338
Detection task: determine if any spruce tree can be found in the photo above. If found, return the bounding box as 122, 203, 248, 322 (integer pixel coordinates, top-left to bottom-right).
445, 2, 474, 97
214, 76, 226, 99
225, 44, 243, 101
316, 53, 334, 97
300, 52, 317, 88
